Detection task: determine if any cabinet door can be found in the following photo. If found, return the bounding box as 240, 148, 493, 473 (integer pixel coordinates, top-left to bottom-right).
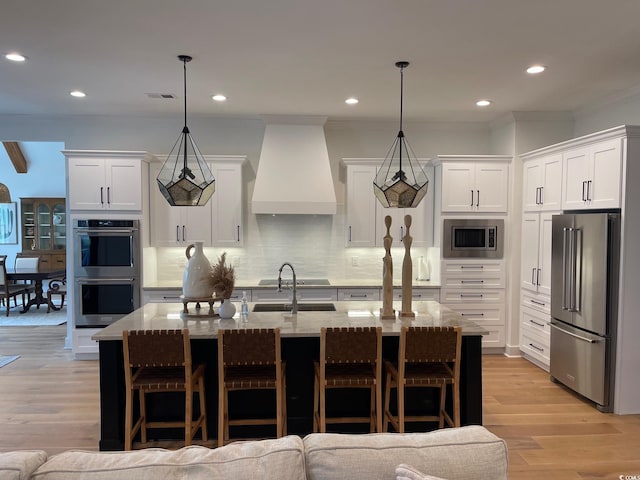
590, 138, 622, 209
441, 163, 475, 212
562, 146, 590, 210
67, 158, 106, 210
211, 162, 243, 246
522, 160, 542, 211
150, 164, 185, 246
475, 163, 508, 212
375, 208, 404, 247
540, 153, 562, 211
537, 212, 554, 296
182, 205, 213, 244
106, 159, 142, 210
521, 213, 540, 293
346, 164, 377, 247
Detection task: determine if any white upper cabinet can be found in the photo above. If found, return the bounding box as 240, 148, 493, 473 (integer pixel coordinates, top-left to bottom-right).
522, 153, 562, 212
344, 161, 377, 247
66, 151, 151, 211
209, 157, 245, 247
562, 138, 622, 210
150, 162, 213, 246
435, 156, 511, 213
521, 212, 554, 296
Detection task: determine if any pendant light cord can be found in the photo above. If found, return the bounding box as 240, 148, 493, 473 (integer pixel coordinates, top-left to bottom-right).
399, 64, 404, 133
183, 57, 188, 128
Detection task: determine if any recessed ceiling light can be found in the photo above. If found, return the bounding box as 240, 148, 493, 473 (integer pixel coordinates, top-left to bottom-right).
5, 52, 27, 62
70, 90, 87, 98
476, 99, 492, 107
212, 94, 227, 102
345, 97, 359, 105
526, 65, 546, 74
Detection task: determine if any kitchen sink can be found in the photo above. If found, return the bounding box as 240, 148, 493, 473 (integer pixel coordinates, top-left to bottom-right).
252, 303, 336, 312
258, 278, 331, 286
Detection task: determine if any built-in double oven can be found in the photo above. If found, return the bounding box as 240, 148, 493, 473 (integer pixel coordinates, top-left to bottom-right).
73, 219, 140, 327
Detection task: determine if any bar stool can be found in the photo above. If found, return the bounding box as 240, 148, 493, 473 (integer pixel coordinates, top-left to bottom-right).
217, 328, 286, 446
313, 326, 383, 433
122, 329, 207, 450
384, 326, 462, 433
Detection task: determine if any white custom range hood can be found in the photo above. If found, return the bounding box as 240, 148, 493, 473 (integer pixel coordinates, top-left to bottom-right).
251, 116, 337, 215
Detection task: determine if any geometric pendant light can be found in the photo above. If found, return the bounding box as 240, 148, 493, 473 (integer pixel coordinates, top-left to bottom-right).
373, 61, 429, 208
157, 55, 216, 206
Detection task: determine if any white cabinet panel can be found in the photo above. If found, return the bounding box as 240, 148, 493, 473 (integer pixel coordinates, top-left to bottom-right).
523, 153, 562, 212
210, 158, 244, 246
345, 163, 377, 247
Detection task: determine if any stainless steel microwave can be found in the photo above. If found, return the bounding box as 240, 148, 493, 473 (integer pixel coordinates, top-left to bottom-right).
443, 219, 504, 258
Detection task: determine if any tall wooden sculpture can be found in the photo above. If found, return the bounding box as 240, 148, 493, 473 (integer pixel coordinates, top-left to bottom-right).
381, 215, 395, 319
400, 214, 415, 318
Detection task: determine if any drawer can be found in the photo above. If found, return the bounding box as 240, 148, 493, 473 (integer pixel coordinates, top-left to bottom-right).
441, 260, 503, 276
521, 326, 550, 370
393, 287, 440, 302
441, 275, 504, 289
479, 325, 505, 348
521, 305, 551, 337
440, 288, 505, 304
338, 288, 380, 301
521, 290, 550, 314
143, 289, 183, 303
73, 328, 100, 359
445, 303, 505, 325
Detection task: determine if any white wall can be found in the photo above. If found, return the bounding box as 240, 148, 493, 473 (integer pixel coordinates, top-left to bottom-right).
574, 87, 640, 136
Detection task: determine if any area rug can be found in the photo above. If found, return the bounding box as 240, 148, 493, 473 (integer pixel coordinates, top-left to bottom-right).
0, 355, 20, 368
0, 308, 67, 327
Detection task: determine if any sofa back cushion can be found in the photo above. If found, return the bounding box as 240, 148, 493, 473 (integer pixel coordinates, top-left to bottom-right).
303, 426, 508, 480
0, 451, 48, 480
31, 436, 305, 480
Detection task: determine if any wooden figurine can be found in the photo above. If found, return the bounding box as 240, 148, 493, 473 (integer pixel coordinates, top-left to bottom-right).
400, 214, 415, 318
381, 215, 395, 319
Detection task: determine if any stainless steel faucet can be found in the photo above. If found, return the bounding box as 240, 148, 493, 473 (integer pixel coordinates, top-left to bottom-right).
277, 262, 298, 314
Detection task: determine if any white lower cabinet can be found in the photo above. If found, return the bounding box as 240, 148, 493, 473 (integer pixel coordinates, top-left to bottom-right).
73, 328, 100, 359
440, 260, 506, 349
520, 305, 551, 370
143, 289, 184, 304
338, 288, 380, 301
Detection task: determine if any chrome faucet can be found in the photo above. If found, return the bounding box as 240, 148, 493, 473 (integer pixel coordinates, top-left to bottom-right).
277, 262, 298, 314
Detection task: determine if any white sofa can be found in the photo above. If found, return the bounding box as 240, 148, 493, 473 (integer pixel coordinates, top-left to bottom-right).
0, 426, 508, 480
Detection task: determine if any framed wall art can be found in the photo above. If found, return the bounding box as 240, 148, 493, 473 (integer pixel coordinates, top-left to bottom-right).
0, 202, 18, 244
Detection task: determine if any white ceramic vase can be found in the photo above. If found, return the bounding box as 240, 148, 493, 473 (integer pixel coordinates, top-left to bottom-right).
182, 242, 213, 298
218, 299, 237, 319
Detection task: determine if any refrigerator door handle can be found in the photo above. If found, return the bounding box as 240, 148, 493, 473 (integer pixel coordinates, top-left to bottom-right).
562, 227, 571, 310
550, 323, 600, 344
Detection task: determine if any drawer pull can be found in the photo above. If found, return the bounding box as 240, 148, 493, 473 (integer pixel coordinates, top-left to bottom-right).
529, 343, 544, 352
461, 279, 484, 284
460, 265, 484, 270
529, 319, 545, 327
460, 312, 484, 317
459, 293, 483, 298
349, 294, 368, 298
530, 299, 546, 306
162, 296, 181, 300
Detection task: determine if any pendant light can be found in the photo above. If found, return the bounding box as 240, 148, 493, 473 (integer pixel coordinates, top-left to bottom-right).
157, 55, 215, 206
373, 61, 429, 208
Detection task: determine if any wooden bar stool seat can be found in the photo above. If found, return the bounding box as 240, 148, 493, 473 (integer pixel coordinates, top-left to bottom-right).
384, 326, 462, 433
122, 329, 207, 450
218, 328, 286, 447
313, 326, 382, 433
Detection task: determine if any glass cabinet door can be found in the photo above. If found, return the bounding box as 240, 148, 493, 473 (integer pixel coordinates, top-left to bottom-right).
37, 203, 51, 250
22, 201, 36, 250
52, 203, 66, 251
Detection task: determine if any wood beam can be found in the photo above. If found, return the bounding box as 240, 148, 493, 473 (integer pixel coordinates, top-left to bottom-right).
2, 141, 28, 173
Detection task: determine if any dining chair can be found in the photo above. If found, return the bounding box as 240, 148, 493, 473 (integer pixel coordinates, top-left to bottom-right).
0, 255, 29, 316
313, 326, 382, 433
14, 253, 40, 307
46, 276, 66, 312
122, 329, 207, 450
217, 328, 286, 447
383, 326, 462, 433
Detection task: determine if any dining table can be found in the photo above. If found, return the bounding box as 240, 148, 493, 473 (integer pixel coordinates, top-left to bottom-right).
7, 267, 66, 313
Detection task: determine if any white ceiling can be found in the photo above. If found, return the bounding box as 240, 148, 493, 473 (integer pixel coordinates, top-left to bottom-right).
2, 0, 640, 123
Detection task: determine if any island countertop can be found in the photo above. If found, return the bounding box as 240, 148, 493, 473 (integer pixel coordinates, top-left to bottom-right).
92, 300, 487, 341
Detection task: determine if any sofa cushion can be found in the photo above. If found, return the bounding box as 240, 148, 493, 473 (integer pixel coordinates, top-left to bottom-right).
31, 436, 305, 480
304, 425, 508, 480
0, 451, 48, 480
396, 463, 447, 480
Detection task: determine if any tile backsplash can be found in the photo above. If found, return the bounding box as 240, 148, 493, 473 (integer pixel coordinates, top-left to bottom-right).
146, 206, 436, 284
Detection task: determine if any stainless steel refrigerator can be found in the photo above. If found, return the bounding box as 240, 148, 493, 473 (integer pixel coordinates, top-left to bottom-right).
550, 212, 620, 412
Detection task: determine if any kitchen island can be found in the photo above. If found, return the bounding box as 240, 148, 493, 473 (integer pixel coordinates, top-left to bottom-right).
93, 300, 486, 450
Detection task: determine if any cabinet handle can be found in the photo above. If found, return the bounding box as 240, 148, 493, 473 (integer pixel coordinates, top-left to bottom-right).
587, 180, 592, 201
531, 267, 536, 285
461, 279, 484, 284
400, 226, 404, 241
460, 265, 484, 270
537, 268, 542, 286
535, 187, 539, 205
162, 295, 181, 300
237, 225, 240, 242
349, 294, 368, 298
107, 187, 111, 205
460, 312, 484, 317
529, 343, 544, 352
470, 190, 474, 207
182, 225, 186, 242
398, 293, 425, 299
460, 293, 483, 298
529, 319, 545, 327
530, 299, 546, 306
348, 226, 352, 242
100, 187, 104, 205
582, 180, 588, 201
176, 225, 179, 242
476, 189, 480, 207
539, 186, 544, 205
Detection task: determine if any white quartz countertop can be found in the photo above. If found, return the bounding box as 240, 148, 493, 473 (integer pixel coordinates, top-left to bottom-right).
92, 300, 486, 341
143, 279, 440, 289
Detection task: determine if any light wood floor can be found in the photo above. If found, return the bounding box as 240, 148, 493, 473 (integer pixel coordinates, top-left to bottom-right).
1, 325, 640, 479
